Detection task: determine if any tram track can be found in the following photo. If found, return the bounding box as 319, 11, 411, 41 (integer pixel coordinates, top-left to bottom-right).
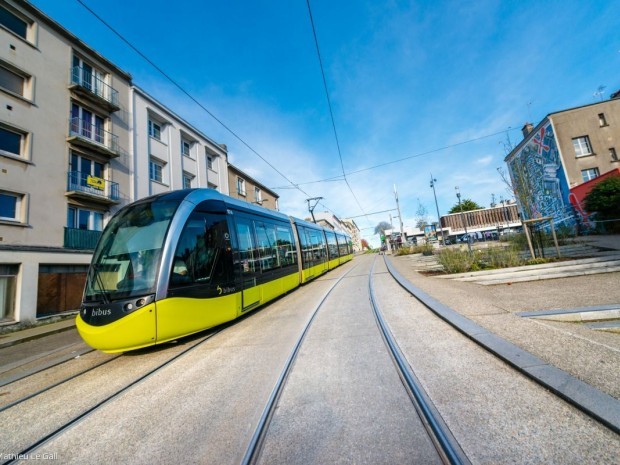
241, 262, 362, 465
0, 328, 221, 465
243, 256, 468, 465
382, 254, 620, 435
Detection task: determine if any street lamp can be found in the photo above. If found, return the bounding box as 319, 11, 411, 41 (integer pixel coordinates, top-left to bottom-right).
455, 186, 471, 252
430, 174, 444, 246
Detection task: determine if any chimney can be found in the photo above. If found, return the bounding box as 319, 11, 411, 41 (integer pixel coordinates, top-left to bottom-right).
521, 123, 534, 138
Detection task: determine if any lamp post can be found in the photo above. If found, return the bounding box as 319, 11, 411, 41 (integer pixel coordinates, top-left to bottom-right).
455, 186, 471, 252
430, 174, 443, 246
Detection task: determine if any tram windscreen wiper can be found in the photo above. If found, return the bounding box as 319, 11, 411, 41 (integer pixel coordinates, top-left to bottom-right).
91, 264, 110, 304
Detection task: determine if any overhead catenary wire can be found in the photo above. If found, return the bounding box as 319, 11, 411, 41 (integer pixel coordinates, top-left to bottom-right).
75, 0, 347, 220
305, 0, 370, 225
270, 126, 522, 190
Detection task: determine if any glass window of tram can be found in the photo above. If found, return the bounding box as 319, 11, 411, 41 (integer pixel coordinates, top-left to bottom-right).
169, 212, 233, 288
84, 200, 179, 302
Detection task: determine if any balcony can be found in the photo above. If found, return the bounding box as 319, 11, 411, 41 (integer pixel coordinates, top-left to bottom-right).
69, 66, 120, 112
66, 171, 119, 205
67, 117, 120, 158
64, 227, 102, 250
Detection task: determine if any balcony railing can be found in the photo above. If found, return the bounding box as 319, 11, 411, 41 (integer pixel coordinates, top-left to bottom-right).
68, 117, 119, 157
70, 65, 119, 110
67, 171, 119, 202
64, 227, 102, 250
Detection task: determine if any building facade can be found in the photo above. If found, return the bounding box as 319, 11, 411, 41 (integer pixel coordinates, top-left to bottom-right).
227, 163, 279, 210
505, 98, 620, 228
0, 0, 132, 323
0, 1, 233, 324
130, 86, 229, 199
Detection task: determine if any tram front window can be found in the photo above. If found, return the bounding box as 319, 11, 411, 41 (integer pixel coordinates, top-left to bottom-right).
84, 200, 180, 302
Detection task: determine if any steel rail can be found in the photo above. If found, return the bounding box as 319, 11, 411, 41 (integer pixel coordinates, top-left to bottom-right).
369, 256, 470, 465
241, 262, 361, 465
382, 254, 620, 435
1, 329, 222, 465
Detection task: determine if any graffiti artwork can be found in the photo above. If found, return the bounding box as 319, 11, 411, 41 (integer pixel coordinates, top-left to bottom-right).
507, 122, 575, 229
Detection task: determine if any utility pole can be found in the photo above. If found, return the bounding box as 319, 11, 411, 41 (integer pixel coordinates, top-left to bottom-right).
455, 186, 471, 252
429, 174, 443, 246
306, 197, 323, 223
394, 184, 403, 237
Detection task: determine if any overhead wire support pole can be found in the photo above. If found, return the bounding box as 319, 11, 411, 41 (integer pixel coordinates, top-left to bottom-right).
306, 197, 323, 223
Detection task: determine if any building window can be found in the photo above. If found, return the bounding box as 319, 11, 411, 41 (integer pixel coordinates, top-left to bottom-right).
0, 6, 27, 39
0, 264, 18, 320
0, 191, 22, 222
581, 167, 600, 183
148, 120, 161, 140
72, 55, 106, 99
149, 158, 165, 183
67, 206, 103, 231
70, 103, 105, 144
181, 139, 191, 157
237, 177, 246, 196
0, 65, 25, 97
610, 147, 618, 162
254, 187, 262, 203
183, 172, 194, 189
572, 136, 593, 157
208, 182, 217, 190
207, 155, 213, 170
0, 126, 24, 158
598, 113, 608, 127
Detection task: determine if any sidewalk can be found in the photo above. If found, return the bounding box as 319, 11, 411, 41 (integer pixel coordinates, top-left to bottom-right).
0, 318, 76, 349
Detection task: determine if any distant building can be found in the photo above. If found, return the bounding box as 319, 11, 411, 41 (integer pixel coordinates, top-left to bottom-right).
310, 212, 361, 252
227, 163, 279, 210
504, 98, 620, 228
440, 202, 521, 238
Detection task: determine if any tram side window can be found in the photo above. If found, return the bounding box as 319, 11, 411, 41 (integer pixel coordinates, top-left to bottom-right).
325, 231, 338, 259
254, 221, 278, 272
169, 212, 231, 287
298, 227, 313, 269
337, 234, 349, 256
235, 218, 257, 276
276, 225, 297, 267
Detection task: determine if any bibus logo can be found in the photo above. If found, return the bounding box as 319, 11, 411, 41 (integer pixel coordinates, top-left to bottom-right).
91, 308, 112, 317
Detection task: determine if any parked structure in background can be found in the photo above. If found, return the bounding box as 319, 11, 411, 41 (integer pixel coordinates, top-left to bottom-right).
227, 163, 279, 211
505, 96, 620, 230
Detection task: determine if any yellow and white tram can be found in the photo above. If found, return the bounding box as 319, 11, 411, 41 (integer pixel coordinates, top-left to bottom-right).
76, 189, 353, 353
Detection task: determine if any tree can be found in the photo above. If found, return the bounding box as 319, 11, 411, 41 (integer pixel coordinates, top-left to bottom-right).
374, 221, 392, 236
361, 238, 370, 250
448, 199, 484, 214
584, 176, 620, 220
415, 201, 429, 229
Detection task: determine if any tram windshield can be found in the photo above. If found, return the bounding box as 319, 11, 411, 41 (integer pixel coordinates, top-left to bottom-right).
83, 199, 181, 303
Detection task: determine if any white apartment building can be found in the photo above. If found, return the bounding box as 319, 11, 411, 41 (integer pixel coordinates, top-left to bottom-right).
131, 86, 228, 199
0, 0, 132, 324
0, 1, 230, 324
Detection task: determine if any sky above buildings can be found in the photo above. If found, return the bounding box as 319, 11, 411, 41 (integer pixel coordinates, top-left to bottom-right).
31, 0, 620, 245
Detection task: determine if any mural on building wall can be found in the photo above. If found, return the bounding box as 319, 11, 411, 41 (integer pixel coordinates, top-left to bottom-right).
507, 122, 575, 228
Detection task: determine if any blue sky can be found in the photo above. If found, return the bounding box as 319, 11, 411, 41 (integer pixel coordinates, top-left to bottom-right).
31, 0, 620, 245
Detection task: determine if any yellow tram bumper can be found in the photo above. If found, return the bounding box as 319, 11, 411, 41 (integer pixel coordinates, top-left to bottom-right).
76, 302, 157, 353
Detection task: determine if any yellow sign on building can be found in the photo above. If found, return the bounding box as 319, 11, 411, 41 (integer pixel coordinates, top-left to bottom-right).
86, 175, 105, 190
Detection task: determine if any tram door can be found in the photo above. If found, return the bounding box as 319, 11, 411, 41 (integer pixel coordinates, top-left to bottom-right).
233, 216, 261, 312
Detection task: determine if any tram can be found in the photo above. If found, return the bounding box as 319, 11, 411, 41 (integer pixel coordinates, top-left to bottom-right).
76, 189, 353, 353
